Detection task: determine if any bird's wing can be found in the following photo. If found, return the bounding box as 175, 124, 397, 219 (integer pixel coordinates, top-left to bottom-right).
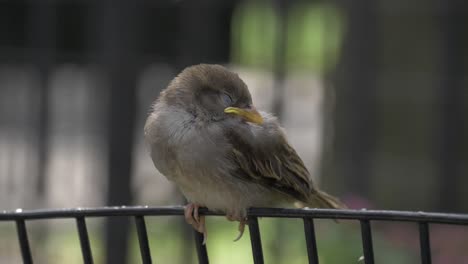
225, 127, 315, 203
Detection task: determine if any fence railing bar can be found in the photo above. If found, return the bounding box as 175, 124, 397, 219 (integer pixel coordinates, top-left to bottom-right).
15, 219, 33, 264
2, 207, 468, 225
360, 220, 374, 264
418, 222, 432, 264
248, 216, 264, 264
76, 217, 94, 264
135, 216, 152, 264
303, 218, 319, 264
0, 207, 466, 264
193, 230, 209, 264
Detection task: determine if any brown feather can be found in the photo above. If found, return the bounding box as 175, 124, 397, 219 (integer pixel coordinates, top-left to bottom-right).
224, 123, 344, 209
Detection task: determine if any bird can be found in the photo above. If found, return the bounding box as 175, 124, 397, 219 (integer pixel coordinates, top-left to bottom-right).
144, 64, 345, 244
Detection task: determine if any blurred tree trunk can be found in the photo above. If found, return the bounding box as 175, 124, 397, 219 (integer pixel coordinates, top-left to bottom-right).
28, 2, 55, 198
95, 2, 140, 264
437, 0, 464, 212
27, 3, 55, 262
271, 0, 288, 121
177, 0, 232, 68
325, 0, 378, 200
105, 75, 137, 264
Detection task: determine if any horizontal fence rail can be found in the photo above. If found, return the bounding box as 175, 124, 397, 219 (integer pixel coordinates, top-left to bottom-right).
1, 206, 468, 264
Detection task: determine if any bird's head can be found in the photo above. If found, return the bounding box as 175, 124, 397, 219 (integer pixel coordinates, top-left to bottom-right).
160, 64, 263, 124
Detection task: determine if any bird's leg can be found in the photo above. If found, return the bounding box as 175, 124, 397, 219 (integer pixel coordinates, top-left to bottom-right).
184, 203, 207, 244
193, 204, 200, 223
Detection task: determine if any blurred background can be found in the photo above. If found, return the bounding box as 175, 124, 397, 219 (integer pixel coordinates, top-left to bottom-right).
0, 0, 467, 263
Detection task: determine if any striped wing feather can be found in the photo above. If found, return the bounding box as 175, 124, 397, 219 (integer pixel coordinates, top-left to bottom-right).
227, 130, 315, 203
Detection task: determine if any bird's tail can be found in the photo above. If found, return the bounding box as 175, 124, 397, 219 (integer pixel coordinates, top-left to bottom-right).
306, 190, 347, 209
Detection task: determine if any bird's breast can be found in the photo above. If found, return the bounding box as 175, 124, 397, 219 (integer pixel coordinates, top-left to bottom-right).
146, 108, 228, 180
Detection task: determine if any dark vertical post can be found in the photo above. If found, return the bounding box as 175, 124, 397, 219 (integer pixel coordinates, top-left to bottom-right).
177, 0, 232, 68
193, 230, 209, 264
134, 216, 152, 264
271, 0, 288, 120
360, 220, 374, 264
27, 0, 56, 197
303, 218, 319, 264
418, 222, 432, 264
436, 0, 464, 212
16, 220, 33, 264
76, 217, 94, 264
95, 1, 141, 264
248, 217, 264, 264
332, 0, 378, 198
319, 3, 338, 192
25, 3, 56, 261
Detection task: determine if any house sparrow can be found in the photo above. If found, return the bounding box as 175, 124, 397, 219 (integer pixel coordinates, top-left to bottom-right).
144, 64, 344, 243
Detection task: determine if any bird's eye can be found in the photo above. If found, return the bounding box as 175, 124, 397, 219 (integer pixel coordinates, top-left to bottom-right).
221, 93, 233, 106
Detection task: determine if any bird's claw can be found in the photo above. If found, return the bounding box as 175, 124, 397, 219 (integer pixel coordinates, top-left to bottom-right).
233, 218, 247, 242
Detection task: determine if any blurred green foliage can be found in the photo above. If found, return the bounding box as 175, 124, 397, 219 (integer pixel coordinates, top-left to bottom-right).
231, 0, 344, 73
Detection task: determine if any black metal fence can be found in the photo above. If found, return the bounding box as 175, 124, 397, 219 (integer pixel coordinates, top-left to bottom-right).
1, 206, 468, 264
1, 1, 467, 263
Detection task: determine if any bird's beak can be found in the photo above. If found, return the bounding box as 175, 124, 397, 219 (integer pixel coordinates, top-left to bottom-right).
224, 106, 264, 124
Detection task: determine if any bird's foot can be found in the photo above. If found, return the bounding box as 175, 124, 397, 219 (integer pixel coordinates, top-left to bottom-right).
226, 213, 237, 222
184, 203, 207, 244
